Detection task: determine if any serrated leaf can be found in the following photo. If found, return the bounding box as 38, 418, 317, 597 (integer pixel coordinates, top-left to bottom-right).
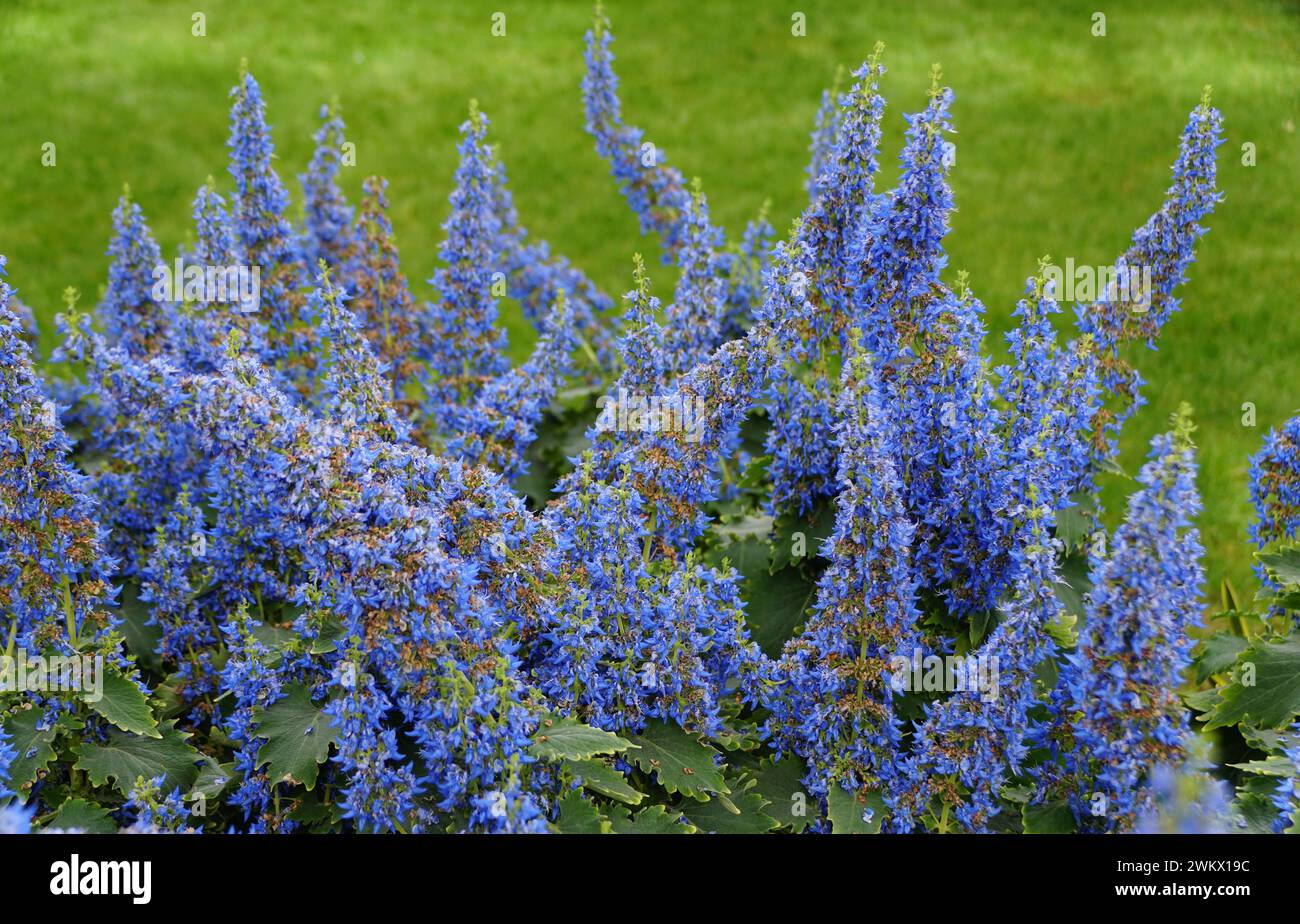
118, 584, 163, 673
1241, 726, 1285, 752
1203, 636, 1300, 730
770, 504, 836, 572
75, 721, 200, 795
750, 756, 811, 832
1228, 757, 1293, 777
42, 797, 117, 834
87, 670, 159, 737
566, 758, 644, 805
252, 684, 339, 790
555, 788, 610, 833
827, 785, 885, 833
1232, 792, 1279, 834
709, 722, 762, 752
707, 536, 769, 579
1193, 632, 1249, 683
741, 566, 816, 658
713, 514, 775, 542
1055, 497, 1095, 551
627, 720, 728, 800
683, 784, 778, 833
1023, 799, 1076, 833
2, 708, 58, 791
1257, 547, 1300, 586
1054, 553, 1091, 622
607, 804, 696, 834
191, 756, 236, 802
530, 718, 635, 762
1184, 686, 1223, 713
1044, 611, 1079, 648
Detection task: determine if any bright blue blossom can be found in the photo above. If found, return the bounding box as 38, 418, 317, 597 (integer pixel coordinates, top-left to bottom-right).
227, 67, 310, 382
420, 102, 510, 441
1074, 92, 1223, 468
299, 100, 358, 270
487, 145, 616, 369
445, 292, 578, 480
100, 189, 168, 358
1050, 410, 1205, 831
765, 340, 923, 818
1, 260, 118, 654
341, 175, 421, 396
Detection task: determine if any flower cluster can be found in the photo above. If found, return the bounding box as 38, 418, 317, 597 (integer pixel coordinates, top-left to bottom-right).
1047, 408, 1206, 832
0, 8, 1235, 836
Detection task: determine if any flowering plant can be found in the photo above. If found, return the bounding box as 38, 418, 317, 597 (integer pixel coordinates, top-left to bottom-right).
1, 7, 1293, 837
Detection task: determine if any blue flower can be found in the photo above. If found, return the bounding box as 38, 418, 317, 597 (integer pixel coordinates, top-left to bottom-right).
100, 189, 168, 359
1075, 92, 1224, 469
1049, 409, 1205, 831
419, 102, 511, 441
299, 100, 358, 270
765, 338, 923, 820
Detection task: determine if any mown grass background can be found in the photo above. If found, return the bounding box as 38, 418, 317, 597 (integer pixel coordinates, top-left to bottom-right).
1, 0, 1296, 593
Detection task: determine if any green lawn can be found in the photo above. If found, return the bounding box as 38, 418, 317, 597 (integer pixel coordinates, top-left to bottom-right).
1, 0, 1297, 591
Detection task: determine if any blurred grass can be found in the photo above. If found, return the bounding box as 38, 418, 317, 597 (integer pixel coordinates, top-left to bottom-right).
0, 0, 1297, 592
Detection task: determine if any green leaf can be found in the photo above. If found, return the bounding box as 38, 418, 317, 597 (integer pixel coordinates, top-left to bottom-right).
118, 584, 163, 673
707, 536, 770, 578
288, 793, 345, 831
566, 758, 644, 805
530, 717, 635, 762
149, 672, 189, 721
1097, 457, 1130, 479
1241, 725, 1285, 752
1054, 553, 1091, 622
627, 720, 729, 800
2, 707, 59, 792
191, 756, 236, 802
1257, 547, 1300, 586
1055, 496, 1095, 551
1232, 792, 1279, 834
1203, 636, 1300, 730
43, 797, 117, 834
250, 623, 299, 652
607, 804, 696, 834
252, 684, 339, 790
827, 785, 885, 833
1043, 611, 1079, 649
712, 514, 775, 543
1228, 756, 1293, 777
1184, 686, 1222, 714
749, 756, 811, 832
87, 670, 160, 737
1193, 632, 1249, 683
770, 504, 836, 572
741, 566, 816, 658
554, 789, 610, 834
682, 784, 778, 833
1023, 799, 1076, 834
75, 720, 200, 795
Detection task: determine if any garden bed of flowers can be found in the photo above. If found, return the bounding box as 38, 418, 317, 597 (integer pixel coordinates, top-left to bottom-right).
2, 7, 1299, 836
